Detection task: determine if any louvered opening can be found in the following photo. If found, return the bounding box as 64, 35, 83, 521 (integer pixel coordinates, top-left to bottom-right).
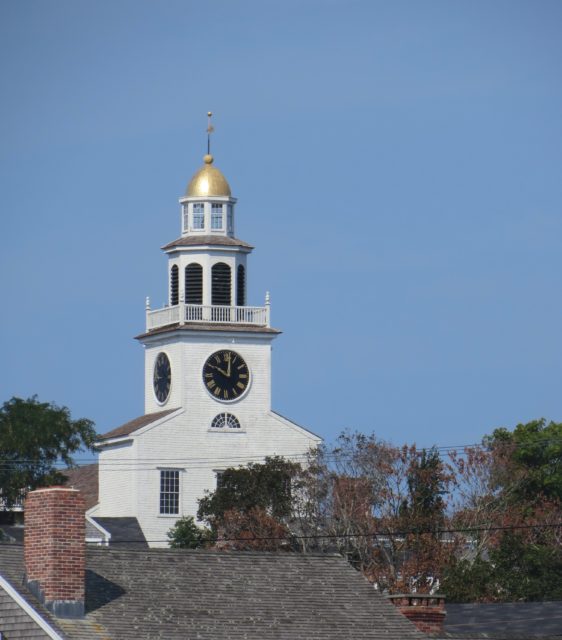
185, 263, 203, 304
212, 263, 231, 306
237, 264, 246, 306
170, 265, 179, 306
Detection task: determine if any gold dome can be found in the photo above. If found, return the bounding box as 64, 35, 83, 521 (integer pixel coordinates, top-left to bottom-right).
185, 154, 231, 197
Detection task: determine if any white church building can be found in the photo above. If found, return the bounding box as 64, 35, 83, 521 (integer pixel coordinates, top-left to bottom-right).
92, 124, 321, 546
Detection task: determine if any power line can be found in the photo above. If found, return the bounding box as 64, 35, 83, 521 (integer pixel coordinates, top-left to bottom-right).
2, 435, 562, 468
98, 520, 562, 545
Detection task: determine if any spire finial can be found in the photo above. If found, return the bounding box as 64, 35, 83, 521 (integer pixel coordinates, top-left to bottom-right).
206, 111, 214, 155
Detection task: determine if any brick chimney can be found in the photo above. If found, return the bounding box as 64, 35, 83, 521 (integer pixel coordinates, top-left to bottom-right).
24, 486, 85, 618
387, 594, 446, 634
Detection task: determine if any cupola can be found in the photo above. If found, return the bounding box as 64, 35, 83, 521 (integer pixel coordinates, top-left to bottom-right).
186, 154, 231, 197
179, 114, 237, 238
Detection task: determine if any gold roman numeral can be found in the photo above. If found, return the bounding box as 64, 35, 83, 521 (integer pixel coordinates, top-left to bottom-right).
214, 386, 221, 396
207, 380, 216, 389
237, 382, 245, 390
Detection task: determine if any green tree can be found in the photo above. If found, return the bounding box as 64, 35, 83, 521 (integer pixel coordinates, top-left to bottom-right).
167, 516, 211, 549
488, 419, 562, 503
197, 456, 301, 527
0, 396, 96, 507
401, 447, 448, 530
443, 533, 562, 603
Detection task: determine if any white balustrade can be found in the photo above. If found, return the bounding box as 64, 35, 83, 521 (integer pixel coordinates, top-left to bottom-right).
146, 305, 181, 330
146, 303, 269, 330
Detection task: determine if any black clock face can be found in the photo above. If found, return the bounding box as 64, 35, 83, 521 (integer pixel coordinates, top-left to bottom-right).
202, 350, 249, 402
153, 352, 171, 404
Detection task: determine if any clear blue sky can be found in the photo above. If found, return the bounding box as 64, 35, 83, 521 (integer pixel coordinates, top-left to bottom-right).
1, 0, 561, 452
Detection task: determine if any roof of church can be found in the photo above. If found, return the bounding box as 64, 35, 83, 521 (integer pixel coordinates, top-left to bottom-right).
98, 408, 178, 441
90, 518, 148, 549
0, 544, 427, 640
63, 464, 99, 511
136, 322, 281, 340
185, 153, 231, 197
162, 234, 253, 250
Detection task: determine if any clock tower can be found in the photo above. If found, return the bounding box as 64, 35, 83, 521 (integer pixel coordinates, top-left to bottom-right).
140, 148, 275, 416
95, 117, 321, 546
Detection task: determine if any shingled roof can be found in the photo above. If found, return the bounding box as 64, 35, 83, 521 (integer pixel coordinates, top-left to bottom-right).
0, 544, 426, 640
162, 235, 253, 250
98, 408, 178, 441
443, 602, 562, 638
136, 322, 281, 340
63, 464, 99, 511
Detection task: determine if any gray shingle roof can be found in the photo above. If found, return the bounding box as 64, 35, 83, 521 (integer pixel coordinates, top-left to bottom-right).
0, 584, 52, 639
136, 322, 281, 339
62, 464, 99, 511
90, 518, 148, 548
442, 602, 562, 638
0, 544, 426, 640
162, 235, 253, 250
98, 408, 177, 440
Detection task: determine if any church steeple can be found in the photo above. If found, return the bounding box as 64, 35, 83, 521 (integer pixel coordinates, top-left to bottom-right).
144, 114, 270, 333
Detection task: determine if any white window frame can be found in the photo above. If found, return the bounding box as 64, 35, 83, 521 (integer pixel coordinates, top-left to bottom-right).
227, 204, 233, 233
215, 470, 225, 489
211, 203, 224, 230
210, 413, 241, 430
182, 204, 189, 231
192, 203, 205, 230
159, 468, 180, 516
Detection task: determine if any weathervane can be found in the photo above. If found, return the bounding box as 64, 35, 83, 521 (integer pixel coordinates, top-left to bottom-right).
207, 111, 214, 155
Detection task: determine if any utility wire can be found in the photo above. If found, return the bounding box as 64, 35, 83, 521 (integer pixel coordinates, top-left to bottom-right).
92, 520, 562, 545
2, 436, 562, 469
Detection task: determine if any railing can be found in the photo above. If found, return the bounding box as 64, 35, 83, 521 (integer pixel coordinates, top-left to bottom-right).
146, 305, 181, 330
0, 488, 26, 511
146, 298, 270, 331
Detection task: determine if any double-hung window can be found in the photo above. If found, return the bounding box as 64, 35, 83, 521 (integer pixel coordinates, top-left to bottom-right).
192, 203, 205, 230
211, 203, 223, 230
182, 204, 189, 231
216, 471, 225, 489
159, 469, 179, 515
227, 205, 233, 233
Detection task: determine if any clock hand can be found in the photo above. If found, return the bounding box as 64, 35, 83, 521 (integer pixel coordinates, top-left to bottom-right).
226, 353, 231, 377
208, 364, 229, 377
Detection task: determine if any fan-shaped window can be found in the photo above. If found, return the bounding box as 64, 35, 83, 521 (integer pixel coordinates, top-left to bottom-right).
212, 263, 231, 306
185, 263, 203, 304
211, 413, 241, 429
170, 265, 179, 306
236, 265, 246, 306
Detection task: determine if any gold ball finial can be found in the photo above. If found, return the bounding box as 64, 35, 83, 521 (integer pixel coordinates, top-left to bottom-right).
207, 111, 212, 117
203, 154, 214, 164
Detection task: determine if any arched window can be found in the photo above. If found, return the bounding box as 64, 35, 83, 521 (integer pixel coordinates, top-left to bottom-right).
211, 413, 241, 429
185, 263, 203, 304
170, 265, 179, 306
236, 264, 246, 306
212, 263, 231, 306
